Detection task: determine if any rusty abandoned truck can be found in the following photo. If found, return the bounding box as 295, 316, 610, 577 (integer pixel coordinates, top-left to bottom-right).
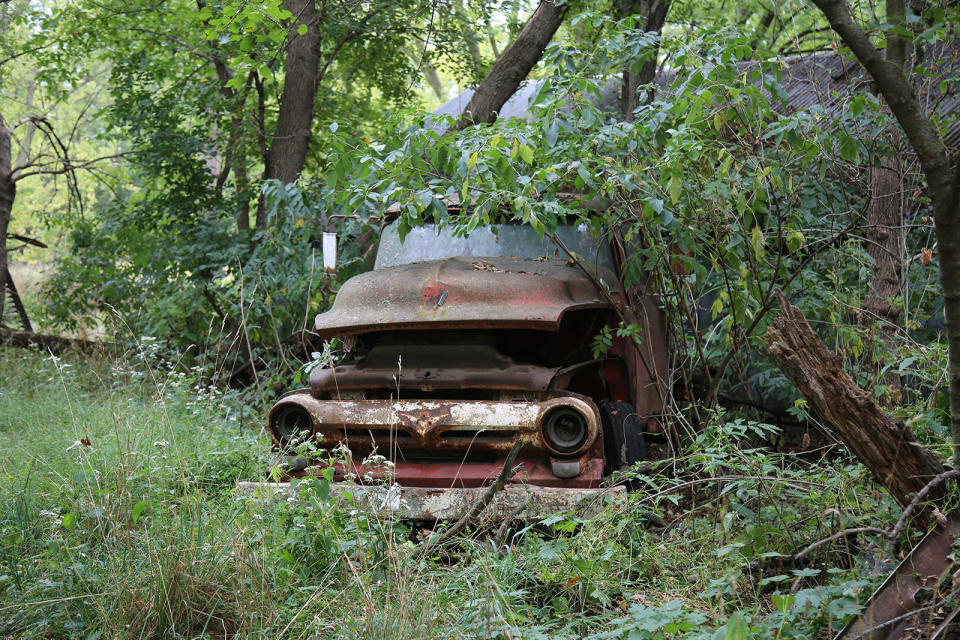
264, 214, 668, 516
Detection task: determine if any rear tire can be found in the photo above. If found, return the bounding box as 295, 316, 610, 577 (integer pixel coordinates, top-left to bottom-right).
601, 401, 647, 473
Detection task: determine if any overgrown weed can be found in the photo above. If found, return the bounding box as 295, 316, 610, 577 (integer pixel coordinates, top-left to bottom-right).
0, 347, 905, 638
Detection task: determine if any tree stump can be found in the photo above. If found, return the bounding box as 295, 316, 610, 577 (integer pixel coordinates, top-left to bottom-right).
765, 291, 945, 510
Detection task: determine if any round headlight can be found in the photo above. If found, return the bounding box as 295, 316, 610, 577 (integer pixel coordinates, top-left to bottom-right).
541, 406, 588, 455
270, 405, 313, 448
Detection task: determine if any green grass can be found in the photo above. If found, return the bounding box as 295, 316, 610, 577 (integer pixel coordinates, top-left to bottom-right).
0, 346, 901, 639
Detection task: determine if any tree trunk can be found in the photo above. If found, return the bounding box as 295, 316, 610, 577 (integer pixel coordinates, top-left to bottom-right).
863, 147, 904, 402
810, 0, 960, 461
618, 0, 670, 121
422, 60, 445, 101
766, 291, 945, 510
0, 115, 14, 327
0, 327, 109, 353
452, 1, 567, 130
260, 0, 321, 228
862, 0, 908, 403
11, 80, 36, 179
402, 47, 445, 101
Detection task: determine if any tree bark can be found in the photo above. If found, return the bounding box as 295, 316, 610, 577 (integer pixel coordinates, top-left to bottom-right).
885, 0, 908, 73
618, 0, 670, 121
452, 1, 567, 130
864, 147, 904, 401
402, 47, 445, 101
422, 59, 445, 101
809, 0, 960, 461
11, 80, 36, 179
0, 115, 14, 327
766, 291, 945, 510
260, 0, 321, 227
861, 0, 909, 403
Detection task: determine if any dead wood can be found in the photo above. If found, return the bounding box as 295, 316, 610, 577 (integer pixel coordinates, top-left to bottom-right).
418, 439, 523, 556
765, 290, 946, 513
0, 328, 112, 354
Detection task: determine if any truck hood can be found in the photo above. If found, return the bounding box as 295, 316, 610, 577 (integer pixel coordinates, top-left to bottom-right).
314, 256, 617, 338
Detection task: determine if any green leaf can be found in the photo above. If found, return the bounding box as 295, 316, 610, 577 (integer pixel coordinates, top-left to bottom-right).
838, 133, 859, 163
132, 500, 149, 525
724, 611, 748, 640
62, 512, 77, 531
710, 296, 724, 319
316, 478, 330, 503
772, 593, 795, 613
297, 23, 308, 35
545, 120, 560, 147
577, 164, 594, 188
787, 230, 804, 252
668, 175, 682, 204
849, 96, 866, 117
751, 225, 765, 260
519, 144, 534, 164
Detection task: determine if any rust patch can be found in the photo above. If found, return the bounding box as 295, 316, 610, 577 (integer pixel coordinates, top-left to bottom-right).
395, 405, 453, 435
835, 519, 960, 640
267, 393, 602, 478
313, 256, 617, 339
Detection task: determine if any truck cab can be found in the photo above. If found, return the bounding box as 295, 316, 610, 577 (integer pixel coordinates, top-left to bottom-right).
267, 217, 667, 501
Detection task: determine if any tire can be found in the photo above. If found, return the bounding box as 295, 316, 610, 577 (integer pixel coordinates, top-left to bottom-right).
600, 401, 647, 473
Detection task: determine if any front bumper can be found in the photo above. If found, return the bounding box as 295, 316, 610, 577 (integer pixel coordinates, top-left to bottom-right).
237, 481, 623, 520
268, 393, 604, 487
299, 457, 604, 488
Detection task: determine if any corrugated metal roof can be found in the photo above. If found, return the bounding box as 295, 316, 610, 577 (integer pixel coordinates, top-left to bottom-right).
771, 41, 959, 149
437, 42, 959, 149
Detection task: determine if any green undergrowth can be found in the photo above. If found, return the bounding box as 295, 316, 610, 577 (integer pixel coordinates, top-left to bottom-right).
0, 347, 908, 639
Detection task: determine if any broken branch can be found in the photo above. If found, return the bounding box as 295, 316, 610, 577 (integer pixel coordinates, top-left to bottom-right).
419, 439, 523, 555
765, 290, 945, 514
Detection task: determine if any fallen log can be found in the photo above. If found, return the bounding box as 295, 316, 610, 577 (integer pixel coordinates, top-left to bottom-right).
765, 291, 946, 513
0, 328, 111, 354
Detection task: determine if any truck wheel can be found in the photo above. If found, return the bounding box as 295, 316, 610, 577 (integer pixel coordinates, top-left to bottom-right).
601, 401, 647, 472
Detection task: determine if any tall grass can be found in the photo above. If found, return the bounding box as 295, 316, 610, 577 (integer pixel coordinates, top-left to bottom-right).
0, 346, 899, 639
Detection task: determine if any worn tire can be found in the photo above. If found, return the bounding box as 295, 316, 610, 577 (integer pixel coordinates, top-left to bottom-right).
601, 401, 647, 473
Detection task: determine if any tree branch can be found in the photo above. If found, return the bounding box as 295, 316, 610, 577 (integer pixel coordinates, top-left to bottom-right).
418, 439, 524, 555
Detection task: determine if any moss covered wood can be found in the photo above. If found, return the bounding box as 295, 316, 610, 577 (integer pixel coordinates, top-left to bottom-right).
766, 291, 945, 512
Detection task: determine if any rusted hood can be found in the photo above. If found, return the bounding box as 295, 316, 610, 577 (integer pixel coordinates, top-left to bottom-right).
314, 256, 616, 338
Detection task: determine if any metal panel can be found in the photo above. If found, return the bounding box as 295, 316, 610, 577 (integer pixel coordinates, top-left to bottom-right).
309, 457, 604, 489
835, 519, 960, 640
269, 393, 600, 459
236, 481, 624, 520
313, 256, 618, 339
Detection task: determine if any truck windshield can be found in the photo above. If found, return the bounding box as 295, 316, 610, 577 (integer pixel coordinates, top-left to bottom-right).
375, 221, 616, 273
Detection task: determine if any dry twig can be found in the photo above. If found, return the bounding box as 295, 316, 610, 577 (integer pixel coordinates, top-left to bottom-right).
418, 439, 523, 556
